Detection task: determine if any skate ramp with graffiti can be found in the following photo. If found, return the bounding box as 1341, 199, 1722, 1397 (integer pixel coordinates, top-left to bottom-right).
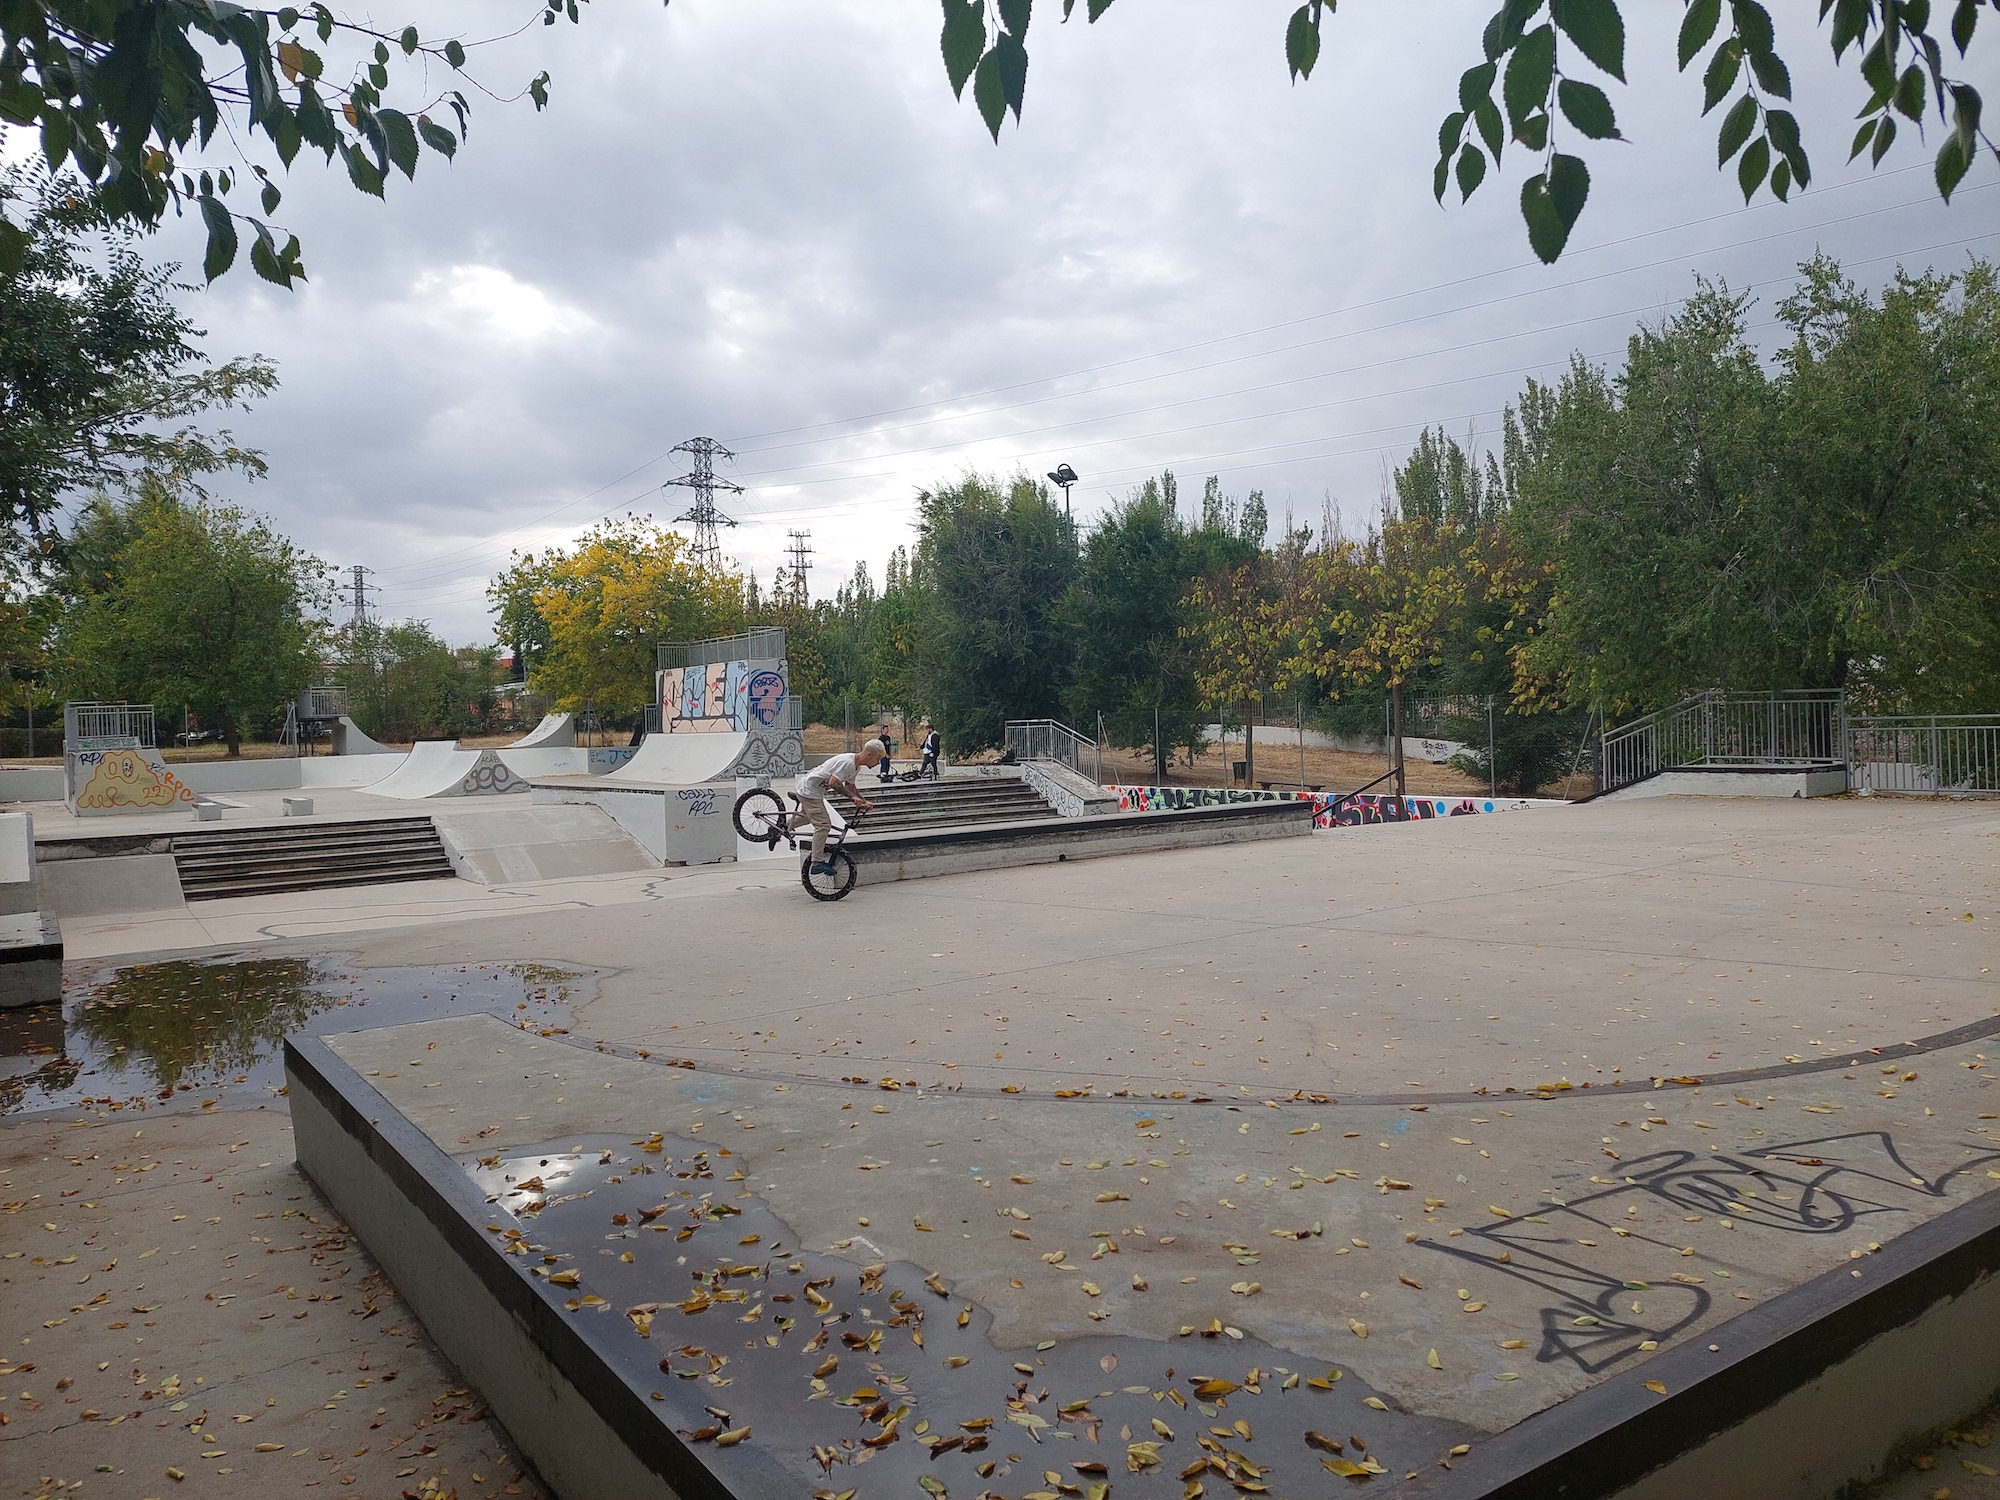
360, 741, 528, 800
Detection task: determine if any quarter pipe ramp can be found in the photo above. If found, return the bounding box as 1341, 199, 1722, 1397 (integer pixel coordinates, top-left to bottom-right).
361, 742, 528, 800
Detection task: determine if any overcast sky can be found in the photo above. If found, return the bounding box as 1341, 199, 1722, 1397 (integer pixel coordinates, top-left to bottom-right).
144, 1, 1998, 642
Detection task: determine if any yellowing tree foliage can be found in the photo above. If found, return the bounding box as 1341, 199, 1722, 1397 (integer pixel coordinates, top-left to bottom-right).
513, 517, 745, 716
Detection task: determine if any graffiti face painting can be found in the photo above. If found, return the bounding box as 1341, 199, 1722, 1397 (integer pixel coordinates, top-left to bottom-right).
73, 749, 195, 810
745, 669, 787, 728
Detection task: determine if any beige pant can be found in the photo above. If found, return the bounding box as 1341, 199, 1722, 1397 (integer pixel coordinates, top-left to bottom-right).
795, 793, 834, 863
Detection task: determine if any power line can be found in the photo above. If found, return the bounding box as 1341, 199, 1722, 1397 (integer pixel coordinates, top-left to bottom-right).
387, 227, 1996, 612
367, 166, 1948, 584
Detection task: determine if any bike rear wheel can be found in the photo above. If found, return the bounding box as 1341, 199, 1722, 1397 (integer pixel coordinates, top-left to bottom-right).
801, 849, 858, 901
731, 787, 786, 842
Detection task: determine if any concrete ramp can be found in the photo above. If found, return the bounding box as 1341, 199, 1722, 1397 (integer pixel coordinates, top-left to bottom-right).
603, 731, 748, 786
333, 716, 399, 756
510, 712, 574, 750
431, 802, 658, 884
495, 746, 593, 780
361, 742, 528, 800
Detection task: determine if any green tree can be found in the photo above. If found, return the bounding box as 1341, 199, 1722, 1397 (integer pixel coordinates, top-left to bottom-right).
913, 474, 1075, 753
868, 546, 931, 730
5, 3, 1990, 277
330, 618, 495, 742
1768, 255, 2000, 710
54, 479, 328, 753
487, 548, 556, 688
1063, 471, 1258, 760
1, 168, 274, 577
0, 1, 599, 282
944, 0, 1996, 262
1508, 256, 2000, 715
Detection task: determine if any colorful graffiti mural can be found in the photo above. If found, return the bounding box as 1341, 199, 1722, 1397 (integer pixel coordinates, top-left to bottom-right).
69, 748, 197, 813
1107, 785, 1552, 829
656, 659, 789, 735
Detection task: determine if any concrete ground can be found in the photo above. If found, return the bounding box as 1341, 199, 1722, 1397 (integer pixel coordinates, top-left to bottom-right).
0, 1107, 546, 1500
4, 794, 1997, 1495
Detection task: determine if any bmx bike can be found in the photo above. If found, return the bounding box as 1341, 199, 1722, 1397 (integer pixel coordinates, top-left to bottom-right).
730, 787, 864, 901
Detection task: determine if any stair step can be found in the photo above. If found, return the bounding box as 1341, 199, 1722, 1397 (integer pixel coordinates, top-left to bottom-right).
173, 816, 459, 901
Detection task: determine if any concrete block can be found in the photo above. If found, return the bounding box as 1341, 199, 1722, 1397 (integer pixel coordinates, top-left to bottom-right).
194, 801, 222, 822
35, 853, 186, 918
0, 910, 62, 1008
283, 796, 315, 817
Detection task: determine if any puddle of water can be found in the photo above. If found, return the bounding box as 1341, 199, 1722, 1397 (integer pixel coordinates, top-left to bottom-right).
0, 957, 596, 1116
457, 1134, 1476, 1494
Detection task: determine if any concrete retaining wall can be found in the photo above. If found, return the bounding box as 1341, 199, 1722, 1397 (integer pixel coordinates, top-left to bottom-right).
1403, 1189, 2000, 1500
0, 766, 65, 803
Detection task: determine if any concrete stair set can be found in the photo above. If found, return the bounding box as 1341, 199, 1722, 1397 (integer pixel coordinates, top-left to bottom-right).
829, 776, 1058, 835
171, 817, 457, 901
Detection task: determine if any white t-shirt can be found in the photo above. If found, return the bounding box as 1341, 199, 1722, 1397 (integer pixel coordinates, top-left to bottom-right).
800, 753, 858, 798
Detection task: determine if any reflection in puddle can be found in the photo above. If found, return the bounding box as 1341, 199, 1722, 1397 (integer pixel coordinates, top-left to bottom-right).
0, 957, 595, 1116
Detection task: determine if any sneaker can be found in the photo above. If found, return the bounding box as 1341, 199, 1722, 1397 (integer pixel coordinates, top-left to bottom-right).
810, 861, 836, 876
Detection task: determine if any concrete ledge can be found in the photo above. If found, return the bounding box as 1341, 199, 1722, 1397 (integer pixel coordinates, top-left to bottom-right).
284, 1035, 797, 1500
1388, 1187, 2000, 1500
1018, 759, 1119, 816
851, 797, 1314, 886
1600, 765, 1849, 800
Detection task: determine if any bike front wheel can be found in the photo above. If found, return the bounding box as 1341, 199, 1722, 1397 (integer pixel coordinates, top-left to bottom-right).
732, 787, 787, 842
802, 849, 858, 901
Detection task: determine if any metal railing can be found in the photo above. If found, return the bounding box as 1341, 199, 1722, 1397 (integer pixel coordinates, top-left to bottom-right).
1848, 715, 2000, 795
658, 627, 786, 670
295, 685, 349, 721
1005, 718, 1095, 777
64, 701, 155, 749
1600, 690, 1844, 794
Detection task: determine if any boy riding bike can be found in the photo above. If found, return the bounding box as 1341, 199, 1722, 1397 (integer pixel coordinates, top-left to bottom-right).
796, 740, 883, 874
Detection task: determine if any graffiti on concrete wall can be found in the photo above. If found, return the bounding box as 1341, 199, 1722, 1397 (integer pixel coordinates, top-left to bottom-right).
69, 748, 197, 813
657, 659, 789, 735
1108, 785, 1545, 829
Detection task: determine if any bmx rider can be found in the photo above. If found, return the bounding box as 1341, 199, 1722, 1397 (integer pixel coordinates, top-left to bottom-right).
796, 740, 882, 874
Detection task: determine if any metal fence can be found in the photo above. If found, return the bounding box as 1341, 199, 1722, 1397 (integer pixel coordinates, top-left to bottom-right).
1600, 690, 1844, 793
295, 685, 350, 721
657, 627, 786, 671
1004, 719, 1095, 776
63, 701, 156, 749
1848, 716, 2000, 795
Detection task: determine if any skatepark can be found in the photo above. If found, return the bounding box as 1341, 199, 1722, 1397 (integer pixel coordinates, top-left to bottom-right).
3, 654, 1997, 1500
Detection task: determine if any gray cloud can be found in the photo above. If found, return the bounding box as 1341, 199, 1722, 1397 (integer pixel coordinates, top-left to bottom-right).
147, 0, 1993, 639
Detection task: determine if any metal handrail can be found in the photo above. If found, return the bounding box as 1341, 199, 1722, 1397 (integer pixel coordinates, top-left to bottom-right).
1004, 718, 1095, 775
1600, 689, 1846, 793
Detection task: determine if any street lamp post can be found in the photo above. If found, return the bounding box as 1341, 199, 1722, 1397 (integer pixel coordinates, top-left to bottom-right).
1047, 463, 1079, 527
